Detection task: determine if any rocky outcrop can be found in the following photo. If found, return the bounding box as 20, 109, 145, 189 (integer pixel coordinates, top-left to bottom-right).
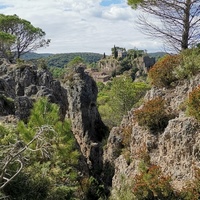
0, 60, 67, 121
2, 57, 199, 197
104, 75, 200, 194
64, 66, 108, 173
98, 58, 120, 73
0, 60, 108, 177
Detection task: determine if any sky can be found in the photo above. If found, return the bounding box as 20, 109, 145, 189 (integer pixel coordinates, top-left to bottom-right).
0, 0, 163, 55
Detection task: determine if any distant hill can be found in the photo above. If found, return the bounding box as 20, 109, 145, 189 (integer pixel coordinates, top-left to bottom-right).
148, 52, 167, 61
21, 52, 52, 60
46, 52, 103, 68
22, 51, 165, 68
22, 52, 103, 68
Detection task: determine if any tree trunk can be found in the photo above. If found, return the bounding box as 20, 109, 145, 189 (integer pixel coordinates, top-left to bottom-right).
181, 0, 191, 50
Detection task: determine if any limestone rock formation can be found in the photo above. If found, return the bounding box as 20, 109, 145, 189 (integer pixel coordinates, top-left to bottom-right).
0, 60, 67, 121
1, 57, 199, 197
0, 60, 108, 179
104, 74, 200, 195
64, 66, 108, 173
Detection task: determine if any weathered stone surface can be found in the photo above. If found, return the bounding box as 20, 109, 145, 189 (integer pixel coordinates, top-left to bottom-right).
0, 61, 67, 121
15, 96, 33, 120
24, 84, 38, 96
65, 66, 108, 172
0, 60, 111, 194
105, 75, 200, 192
156, 117, 200, 181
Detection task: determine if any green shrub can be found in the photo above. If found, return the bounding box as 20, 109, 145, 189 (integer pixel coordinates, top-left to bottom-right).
134, 97, 173, 132
109, 175, 135, 200
175, 48, 200, 79
47, 186, 74, 200
1, 98, 80, 199
187, 85, 200, 121
132, 162, 177, 200
3, 172, 51, 200
97, 76, 150, 128
85, 176, 107, 200
50, 67, 66, 79
38, 59, 48, 69
148, 54, 181, 88
109, 156, 178, 200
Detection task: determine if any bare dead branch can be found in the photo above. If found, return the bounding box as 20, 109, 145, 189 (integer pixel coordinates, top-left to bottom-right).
0, 125, 56, 190
134, 0, 200, 51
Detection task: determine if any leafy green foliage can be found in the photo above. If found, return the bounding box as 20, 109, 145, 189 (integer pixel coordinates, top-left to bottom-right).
127, 0, 143, 9
109, 175, 135, 200
187, 85, 200, 121
37, 58, 48, 69
133, 161, 177, 199
98, 76, 149, 128
1, 98, 80, 199
85, 176, 107, 200
175, 48, 200, 79
65, 56, 85, 73
21, 52, 52, 60
148, 52, 167, 61
111, 45, 119, 59
119, 57, 134, 74
148, 54, 181, 88
3, 172, 51, 200
0, 14, 50, 60
46, 52, 103, 68
134, 97, 174, 132
0, 31, 16, 59
50, 66, 66, 79
66, 56, 84, 67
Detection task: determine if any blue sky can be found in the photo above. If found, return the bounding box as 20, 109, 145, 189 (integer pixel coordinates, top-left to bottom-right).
100, 0, 123, 6
0, 0, 163, 54
0, 4, 10, 9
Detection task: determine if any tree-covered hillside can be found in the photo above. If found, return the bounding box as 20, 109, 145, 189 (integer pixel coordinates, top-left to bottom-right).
23, 52, 103, 68
148, 52, 167, 61
21, 52, 52, 60
46, 52, 103, 68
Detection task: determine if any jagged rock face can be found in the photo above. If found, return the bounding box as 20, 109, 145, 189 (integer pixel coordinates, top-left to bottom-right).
0, 60, 107, 176
104, 75, 200, 193
156, 117, 200, 182
65, 66, 107, 171
0, 60, 68, 120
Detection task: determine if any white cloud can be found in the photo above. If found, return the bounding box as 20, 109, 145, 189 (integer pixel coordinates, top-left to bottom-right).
102, 6, 134, 21
0, 0, 163, 54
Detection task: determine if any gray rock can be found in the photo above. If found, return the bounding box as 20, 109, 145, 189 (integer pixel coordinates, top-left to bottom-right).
65, 66, 108, 173
105, 73, 200, 193
0, 60, 67, 121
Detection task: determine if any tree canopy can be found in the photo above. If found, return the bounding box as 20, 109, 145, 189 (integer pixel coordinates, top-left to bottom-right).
128, 0, 200, 51
0, 14, 50, 61
0, 98, 80, 199
98, 76, 149, 128
0, 31, 16, 59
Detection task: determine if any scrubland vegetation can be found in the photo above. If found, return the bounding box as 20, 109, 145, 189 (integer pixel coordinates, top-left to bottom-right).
108, 47, 200, 200
0, 1, 200, 198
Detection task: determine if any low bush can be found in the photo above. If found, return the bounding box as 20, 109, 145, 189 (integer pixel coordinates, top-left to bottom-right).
187, 85, 200, 121
133, 161, 177, 200
175, 48, 200, 79
134, 97, 172, 132
148, 54, 181, 88
109, 175, 135, 200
